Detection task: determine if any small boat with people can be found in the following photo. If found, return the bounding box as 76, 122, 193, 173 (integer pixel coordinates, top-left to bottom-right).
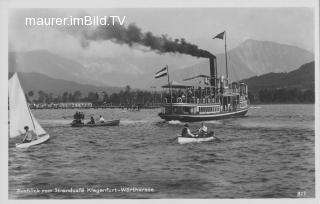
9, 73, 50, 148
177, 123, 220, 144
177, 134, 215, 144
70, 111, 120, 127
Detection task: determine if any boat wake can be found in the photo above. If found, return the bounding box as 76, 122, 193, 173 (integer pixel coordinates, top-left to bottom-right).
39, 119, 71, 127
120, 119, 150, 125
168, 120, 184, 125
250, 106, 262, 109
205, 120, 222, 124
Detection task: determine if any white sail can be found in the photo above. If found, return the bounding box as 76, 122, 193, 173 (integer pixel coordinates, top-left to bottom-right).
9, 73, 46, 138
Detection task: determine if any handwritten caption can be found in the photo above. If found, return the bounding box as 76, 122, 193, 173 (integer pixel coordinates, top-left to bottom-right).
16, 187, 155, 194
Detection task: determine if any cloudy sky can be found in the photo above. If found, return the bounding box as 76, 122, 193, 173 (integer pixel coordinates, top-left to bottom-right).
8, 7, 315, 87
9, 8, 314, 53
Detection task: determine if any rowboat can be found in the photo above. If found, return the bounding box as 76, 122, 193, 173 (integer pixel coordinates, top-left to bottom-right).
71, 119, 120, 127
177, 136, 215, 144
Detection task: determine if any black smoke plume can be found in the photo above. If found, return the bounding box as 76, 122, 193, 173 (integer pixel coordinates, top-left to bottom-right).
81, 21, 214, 58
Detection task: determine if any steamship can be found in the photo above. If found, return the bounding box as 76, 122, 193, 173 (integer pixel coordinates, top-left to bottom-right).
157, 31, 249, 122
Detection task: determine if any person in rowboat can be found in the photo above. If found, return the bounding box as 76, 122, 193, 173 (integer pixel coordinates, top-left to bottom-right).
22, 126, 38, 143
87, 116, 95, 124
99, 115, 105, 123
198, 122, 208, 137
181, 123, 197, 138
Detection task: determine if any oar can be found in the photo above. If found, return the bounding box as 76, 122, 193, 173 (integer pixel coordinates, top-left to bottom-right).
200, 131, 222, 142
169, 135, 180, 142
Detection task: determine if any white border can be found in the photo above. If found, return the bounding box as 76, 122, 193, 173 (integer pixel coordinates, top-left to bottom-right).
1, 1, 319, 204
5, 0, 317, 8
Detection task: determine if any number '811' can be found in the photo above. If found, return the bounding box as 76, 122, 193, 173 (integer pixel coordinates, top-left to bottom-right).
297, 191, 306, 197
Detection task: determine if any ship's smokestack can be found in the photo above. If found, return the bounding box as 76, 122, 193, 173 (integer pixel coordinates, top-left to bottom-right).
209, 55, 217, 87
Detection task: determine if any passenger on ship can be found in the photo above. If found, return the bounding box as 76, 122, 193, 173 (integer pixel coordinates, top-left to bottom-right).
181, 123, 196, 138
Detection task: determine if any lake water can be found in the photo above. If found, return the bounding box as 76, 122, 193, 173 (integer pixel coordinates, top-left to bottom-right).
8, 104, 315, 198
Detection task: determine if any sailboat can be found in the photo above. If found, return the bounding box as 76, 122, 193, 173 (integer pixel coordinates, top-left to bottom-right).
9, 73, 50, 148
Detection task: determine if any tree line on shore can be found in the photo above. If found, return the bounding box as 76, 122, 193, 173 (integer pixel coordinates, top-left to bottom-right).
25, 85, 162, 106
25, 85, 315, 105
253, 88, 314, 103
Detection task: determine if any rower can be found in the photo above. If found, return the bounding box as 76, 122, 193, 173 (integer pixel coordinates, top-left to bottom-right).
87, 116, 95, 124
181, 123, 196, 138
99, 115, 105, 123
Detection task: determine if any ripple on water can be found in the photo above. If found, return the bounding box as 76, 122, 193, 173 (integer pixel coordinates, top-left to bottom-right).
8, 105, 315, 198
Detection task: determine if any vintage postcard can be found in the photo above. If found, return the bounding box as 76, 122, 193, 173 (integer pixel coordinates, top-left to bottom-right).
1, 0, 319, 203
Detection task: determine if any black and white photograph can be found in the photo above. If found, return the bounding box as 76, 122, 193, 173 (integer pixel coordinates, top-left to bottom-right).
1, 0, 319, 202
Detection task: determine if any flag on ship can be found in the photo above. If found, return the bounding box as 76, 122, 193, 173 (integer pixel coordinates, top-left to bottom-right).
213, 31, 225, 40
155, 67, 168, 79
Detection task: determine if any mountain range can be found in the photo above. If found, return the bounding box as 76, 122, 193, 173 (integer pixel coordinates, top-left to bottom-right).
171, 39, 314, 83
243, 61, 314, 96
8, 72, 123, 96
9, 39, 314, 91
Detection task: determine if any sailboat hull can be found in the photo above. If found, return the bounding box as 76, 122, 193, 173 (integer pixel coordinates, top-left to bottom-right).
16, 134, 50, 148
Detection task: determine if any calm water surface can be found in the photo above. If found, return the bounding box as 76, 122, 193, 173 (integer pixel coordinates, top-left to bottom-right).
9, 104, 315, 198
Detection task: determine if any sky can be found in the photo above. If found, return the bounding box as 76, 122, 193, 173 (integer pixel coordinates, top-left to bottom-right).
9, 8, 314, 54
8, 7, 315, 82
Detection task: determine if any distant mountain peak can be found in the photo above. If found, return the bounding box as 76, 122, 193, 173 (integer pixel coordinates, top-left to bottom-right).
173, 39, 314, 83
238, 39, 313, 54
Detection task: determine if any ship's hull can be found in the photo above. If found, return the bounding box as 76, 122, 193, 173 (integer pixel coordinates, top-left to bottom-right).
159, 107, 249, 122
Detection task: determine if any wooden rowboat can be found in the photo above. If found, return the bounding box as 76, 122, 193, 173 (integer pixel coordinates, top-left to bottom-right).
71, 119, 120, 127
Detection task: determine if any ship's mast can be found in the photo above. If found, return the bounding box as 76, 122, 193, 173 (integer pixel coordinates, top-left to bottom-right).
166, 65, 173, 112
224, 31, 229, 81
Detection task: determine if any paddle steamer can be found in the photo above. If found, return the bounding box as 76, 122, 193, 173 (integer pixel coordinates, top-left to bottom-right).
157, 32, 249, 122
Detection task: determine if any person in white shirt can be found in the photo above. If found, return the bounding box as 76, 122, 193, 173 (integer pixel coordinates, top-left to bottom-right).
99, 115, 105, 123
198, 122, 208, 137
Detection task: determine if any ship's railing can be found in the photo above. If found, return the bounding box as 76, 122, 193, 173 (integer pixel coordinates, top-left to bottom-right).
163, 97, 220, 104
